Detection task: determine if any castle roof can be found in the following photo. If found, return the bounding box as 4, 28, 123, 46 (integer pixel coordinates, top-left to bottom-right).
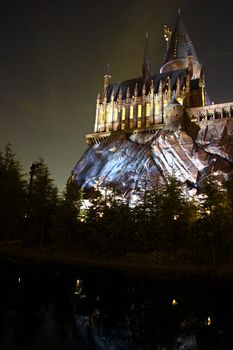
105, 68, 198, 102
162, 13, 199, 67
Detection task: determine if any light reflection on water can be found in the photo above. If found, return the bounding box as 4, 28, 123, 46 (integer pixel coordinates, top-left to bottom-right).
0, 261, 233, 349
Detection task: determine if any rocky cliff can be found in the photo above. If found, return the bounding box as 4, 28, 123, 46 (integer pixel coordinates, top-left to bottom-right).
72, 118, 233, 197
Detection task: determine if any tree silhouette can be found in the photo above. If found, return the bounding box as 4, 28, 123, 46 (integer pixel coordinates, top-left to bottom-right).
24, 158, 58, 248
0, 144, 27, 240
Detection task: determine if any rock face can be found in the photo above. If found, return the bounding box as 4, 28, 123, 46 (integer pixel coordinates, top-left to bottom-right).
72, 118, 233, 197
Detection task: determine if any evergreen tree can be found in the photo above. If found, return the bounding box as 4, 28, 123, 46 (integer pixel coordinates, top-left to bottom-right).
0, 144, 27, 240
54, 180, 83, 249
25, 158, 58, 247
159, 175, 188, 246
197, 176, 232, 265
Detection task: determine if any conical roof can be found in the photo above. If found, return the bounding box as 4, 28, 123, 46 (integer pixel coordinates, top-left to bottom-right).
160, 13, 200, 77
165, 14, 198, 63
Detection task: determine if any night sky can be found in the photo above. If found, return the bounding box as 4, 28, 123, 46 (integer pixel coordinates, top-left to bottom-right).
0, 0, 232, 190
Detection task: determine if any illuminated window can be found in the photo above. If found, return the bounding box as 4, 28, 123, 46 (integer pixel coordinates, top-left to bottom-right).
146, 119, 150, 127
146, 103, 150, 116
130, 105, 134, 119
138, 104, 142, 118
137, 120, 141, 128
106, 105, 111, 123
121, 123, 125, 130
99, 110, 103, 123
154, 101, 159, 115
122, 107, 126, 121
114, 107, 118, 121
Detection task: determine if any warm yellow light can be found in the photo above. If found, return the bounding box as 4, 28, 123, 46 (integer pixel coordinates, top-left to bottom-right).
138, 104, 142, 118
174, 214, 179, 220
122, 107, 126, 121
205, 209, 211, 215
114, 107, 118, 121
106, 108, 111, 123
130, 105, 134, 119
146, 103, 150, 117
76, 279, 81, 287
99, 110, 104, 123
172, 299, 178, 306
18, 277, 21, 284
207, 317, 211, 326
154, 101, 159, 114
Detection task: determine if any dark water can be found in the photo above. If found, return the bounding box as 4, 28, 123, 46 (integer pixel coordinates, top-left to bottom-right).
0, 258, 233, 349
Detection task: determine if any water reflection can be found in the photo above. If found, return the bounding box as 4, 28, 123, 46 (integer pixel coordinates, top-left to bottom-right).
0, 262, 233, 349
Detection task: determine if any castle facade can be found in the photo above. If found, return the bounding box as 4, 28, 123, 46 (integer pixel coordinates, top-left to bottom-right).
85, 12, 232, 145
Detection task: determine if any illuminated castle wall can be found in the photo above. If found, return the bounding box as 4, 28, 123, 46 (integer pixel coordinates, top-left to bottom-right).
89, 13, 207, 141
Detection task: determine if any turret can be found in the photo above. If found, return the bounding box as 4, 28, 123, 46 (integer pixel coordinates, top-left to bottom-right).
163, 23, 172, 48
142, 83, 146, 100
163, 97, 184, 131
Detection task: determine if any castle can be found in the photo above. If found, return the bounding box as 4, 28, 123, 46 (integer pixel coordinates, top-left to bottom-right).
85, 11, 232, 145
72, 12, 233, 196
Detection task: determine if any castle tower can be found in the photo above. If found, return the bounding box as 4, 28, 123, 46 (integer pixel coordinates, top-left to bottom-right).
142, 32, 151, 82
160, 11, 201, 79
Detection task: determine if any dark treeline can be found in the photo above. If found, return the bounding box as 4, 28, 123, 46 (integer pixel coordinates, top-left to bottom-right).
1, 143, 233, 266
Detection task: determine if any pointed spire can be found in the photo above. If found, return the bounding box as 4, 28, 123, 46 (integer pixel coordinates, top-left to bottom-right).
97, 93, 101, 104
126, 86, 131, 102
160, 12, 201, 77
142, 83, 146, 97
134, 83, 138, 97
159, 80, 163, 96
117, 87, 122, 102
150, 80, 154, 95
142, 31, 151, 82
104, 63, 111, 90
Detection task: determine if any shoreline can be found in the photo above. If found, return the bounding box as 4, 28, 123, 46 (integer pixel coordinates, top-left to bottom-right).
1, 243, 233, 278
